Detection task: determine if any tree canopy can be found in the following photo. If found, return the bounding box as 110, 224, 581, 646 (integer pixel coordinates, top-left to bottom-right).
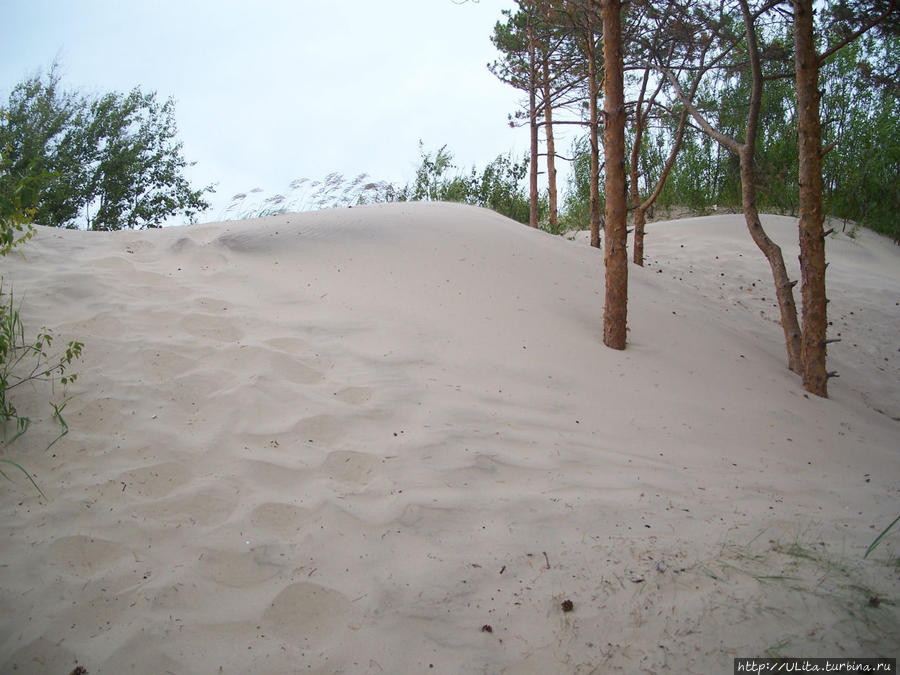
0, 65, 212, 231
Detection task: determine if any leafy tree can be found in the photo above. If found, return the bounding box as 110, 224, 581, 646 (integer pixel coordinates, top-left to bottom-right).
491, 3, 583, 233
0, 127, 38, 255
0, 65, 212, 230
490, 3, 543, 228
821, 33, 899, 240
391, 142, 535, 224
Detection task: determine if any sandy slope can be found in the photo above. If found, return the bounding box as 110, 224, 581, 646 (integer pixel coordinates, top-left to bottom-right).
0, 202, 897, 674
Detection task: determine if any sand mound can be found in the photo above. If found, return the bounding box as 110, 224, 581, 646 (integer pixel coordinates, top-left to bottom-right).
1, 202, 897, 673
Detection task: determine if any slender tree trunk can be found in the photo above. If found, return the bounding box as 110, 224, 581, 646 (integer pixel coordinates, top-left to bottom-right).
794, 0, 828, 397
527, 12, 540, 228
602, 0, 627, 350
739, 0, 802, 374
633, 206, 647, 264
739, 147, 803, 373
630, 72, 649, 265
542, 58, 559, 234
586, 31, 602, 248
634, 107, 689, 265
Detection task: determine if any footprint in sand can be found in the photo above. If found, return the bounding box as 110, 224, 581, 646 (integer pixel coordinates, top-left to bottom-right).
169, 236, 196, 254
321, 450, 377, 484
243, 459, 311, 491
197, 547, 283, 588
333, 386, 373, 405
217, 343, 323, 386
45, 534, 129, 577
179, 313, 244, 343
294, 414, 345, 446
91, 255, 136, 272
249, 502, 312, 537
136, 486, 238, 527
262, 582, 357, 642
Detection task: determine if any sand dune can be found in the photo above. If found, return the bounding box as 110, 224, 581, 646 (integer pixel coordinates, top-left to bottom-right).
1, 202, 897, 673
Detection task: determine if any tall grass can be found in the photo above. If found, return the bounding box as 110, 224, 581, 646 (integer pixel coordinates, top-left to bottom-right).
220, 173, 397, 221
220, 143, 535, 226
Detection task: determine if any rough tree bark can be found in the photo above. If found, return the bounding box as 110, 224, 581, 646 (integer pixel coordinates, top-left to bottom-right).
527, 9, 540, 228
602, 0, 628, 350
629, 69, 652, 264
541, 57, 559, 234
586, 28, 602, 248
793, 0, 828, 396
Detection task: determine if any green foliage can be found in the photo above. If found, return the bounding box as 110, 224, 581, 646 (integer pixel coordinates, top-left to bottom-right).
0, 285, 82, 448
0, 63, 213, 230
1, 113, 40, 254
231, 143, 536, 226
403, 143, 459, 202
471, 152, 533, 224
821, 36, 900, 240
395, 142, 535, 225
865, 515, 900, 559
0, 184, 36, 256
613, 23, 898, 238
560, 135, 598, 231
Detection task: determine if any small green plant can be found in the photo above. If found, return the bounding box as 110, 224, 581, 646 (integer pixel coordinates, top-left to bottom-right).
865, 515, 900, 559
0, 286, 82, 441
0, 284, 83, 496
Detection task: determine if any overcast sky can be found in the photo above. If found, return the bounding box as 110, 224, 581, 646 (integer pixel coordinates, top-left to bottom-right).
0, 0, 571, 223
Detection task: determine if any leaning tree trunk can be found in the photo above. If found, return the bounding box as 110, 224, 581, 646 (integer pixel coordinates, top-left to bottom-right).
630, 71, 650, 265
794, 0, 828, 397
664, 0, 805, 376
587, 31, 602, 248
542, 59, 559, 234
739, 146, 803, 373
602, 0, 628, 350
634, 107, 689, 265
738, 0, 803, 374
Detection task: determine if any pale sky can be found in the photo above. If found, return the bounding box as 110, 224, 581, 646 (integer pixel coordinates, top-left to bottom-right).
0, 0, 566, 223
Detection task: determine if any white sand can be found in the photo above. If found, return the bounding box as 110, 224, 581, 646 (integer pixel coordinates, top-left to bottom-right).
1, 202, 897, 673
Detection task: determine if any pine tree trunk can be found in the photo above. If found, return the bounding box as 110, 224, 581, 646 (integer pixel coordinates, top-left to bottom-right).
633, 206, 647, 265
602, 0, 627, 350
528, 13, 539, 229
630, 72, 649, 266
794, 0, 828, 397
542, 59, 559, 234
587, 32, 601, 248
